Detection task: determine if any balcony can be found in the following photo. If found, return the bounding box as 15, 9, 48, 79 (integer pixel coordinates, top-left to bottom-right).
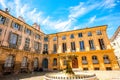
43, 50, 48, 54
82, 60, 88, 65
104, 60, 110, 64
92, 60, 99, 64
71, 50, 76, 52
24, 46, 30, 51
9, 44, 18, 49
35, 49, 40, 53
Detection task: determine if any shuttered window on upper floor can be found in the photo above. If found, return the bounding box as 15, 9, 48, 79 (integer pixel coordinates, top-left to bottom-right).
12, 22, 23, 31
0, 29, 2, 35
0, 15, 9, 26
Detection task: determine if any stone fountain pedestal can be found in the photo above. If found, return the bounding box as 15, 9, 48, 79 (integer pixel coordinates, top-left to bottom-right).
44, 54, 98, 80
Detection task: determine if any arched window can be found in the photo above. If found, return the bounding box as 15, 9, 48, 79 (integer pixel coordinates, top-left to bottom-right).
53, 58, 57, 66
92, 55, 99, 64
34, 58, 39, 68
21, 57, 28, 67
82, 56, 88, 64
4, 55, 14, 67
103, 55, 110, 64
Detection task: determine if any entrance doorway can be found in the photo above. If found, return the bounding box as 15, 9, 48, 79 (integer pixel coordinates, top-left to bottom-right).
72, 58, 78, 68
42, 58, 48, 70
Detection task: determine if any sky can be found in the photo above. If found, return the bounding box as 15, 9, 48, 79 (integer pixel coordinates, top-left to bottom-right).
0, 0, 120, 38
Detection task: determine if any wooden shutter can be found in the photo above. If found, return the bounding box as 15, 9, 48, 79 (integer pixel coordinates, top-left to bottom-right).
19, 26, 23, 31
17, 35, 22, 46
4, 18, 9, 26
12, 22, 14, 28
8, 31, 12, 44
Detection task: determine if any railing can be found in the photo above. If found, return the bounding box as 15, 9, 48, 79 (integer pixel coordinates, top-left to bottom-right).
24, 46, 30, 51
92, 60, 99, 64
104, 60, 110, 64
35, 49, 40, 53
82, 60, 88, 64
43, 50, 48, 54
9, 44, 18, 49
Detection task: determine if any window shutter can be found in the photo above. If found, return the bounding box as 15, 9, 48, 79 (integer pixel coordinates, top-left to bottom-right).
24, 27, 26, 33
4, 18, 9, 26
8, 31, 12, 44
19, 26, 23, 31
17, 35, 22, 46
12, 22, 15, 28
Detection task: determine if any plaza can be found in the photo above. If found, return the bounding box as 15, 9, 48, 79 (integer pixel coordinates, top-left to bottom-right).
0, 70, 120, 80
0, 0, 120, 80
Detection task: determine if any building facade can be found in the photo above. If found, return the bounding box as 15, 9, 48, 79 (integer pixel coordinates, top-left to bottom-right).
0, 9, 119, 74
110, 26, 120, 67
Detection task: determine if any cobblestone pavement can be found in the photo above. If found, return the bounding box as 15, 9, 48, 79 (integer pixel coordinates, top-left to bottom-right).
0, 71, 120, 80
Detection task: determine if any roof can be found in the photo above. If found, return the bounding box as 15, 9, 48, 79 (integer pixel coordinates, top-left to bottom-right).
47, 25, 107, 35
0, 9, 45, 35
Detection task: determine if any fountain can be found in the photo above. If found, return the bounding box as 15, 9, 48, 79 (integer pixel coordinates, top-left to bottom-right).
44, 53, 98, 80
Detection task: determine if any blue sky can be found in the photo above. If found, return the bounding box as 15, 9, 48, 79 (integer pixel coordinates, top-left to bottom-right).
0, 0, 120, 38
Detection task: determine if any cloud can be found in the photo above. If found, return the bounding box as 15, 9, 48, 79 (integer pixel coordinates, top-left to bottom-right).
68, 2, 98, 20
89, 16, 96, 24
0, 0, 6, 8
0, 0, 119, 37
101, 0, 116, 9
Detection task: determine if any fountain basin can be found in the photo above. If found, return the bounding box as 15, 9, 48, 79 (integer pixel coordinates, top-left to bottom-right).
44, 72, 98, 80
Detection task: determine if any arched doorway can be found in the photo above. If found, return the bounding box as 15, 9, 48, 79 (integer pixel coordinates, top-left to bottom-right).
34, 58, 39, 71
42, 58, 48, 70
4, 55, 15, 74
72, 58, 78, 68
21, 57, 28, 73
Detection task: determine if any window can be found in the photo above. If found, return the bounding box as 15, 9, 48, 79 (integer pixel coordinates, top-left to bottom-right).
83, 68, 88, 70
53, 44, 57, 53
70, 34, 74, 39
63, 60, 67, 65
88, 32, 92, 36
92, 56, 99, 64
89, 40, 95, 50
82, 56, 88, 64
9, 33, 18, 45
25, 28, 31, 35
44, 37, 48, 42
96, 30, 102, 35
98, 39, 105, 50
62, 43, 67, 53
0, 29, 2, 35
24, 38, 30, 50
53, 58, 57, 66
62, 35, 66, 40
103, 55, 110, 64
79, 41, 85, 51
94, 67, 99, 70
35, 34, 41, 40
9, 33, 21, 48
34, 42, 39, 50
44, 44, 48, 51
12, 22, 22, 31
34, 58, 38, 68
106, 67, 112, 70
78, 33, 83, 37
71, 42, 76, 52
53, 37, 57, 41
21, 57, 28, 67
4, 55, 14, 67
0, 15, 6, 24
